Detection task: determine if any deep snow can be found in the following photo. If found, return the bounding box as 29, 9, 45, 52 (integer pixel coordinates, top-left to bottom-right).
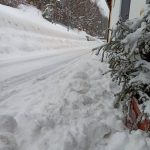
1, 53, 150, 150
0, 4, 150, 150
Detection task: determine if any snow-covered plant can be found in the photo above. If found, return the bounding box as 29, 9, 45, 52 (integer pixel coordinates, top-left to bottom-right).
95, 6, 150, 123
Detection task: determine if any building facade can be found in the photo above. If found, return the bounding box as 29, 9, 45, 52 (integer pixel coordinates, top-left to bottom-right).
108, 0, 150, 40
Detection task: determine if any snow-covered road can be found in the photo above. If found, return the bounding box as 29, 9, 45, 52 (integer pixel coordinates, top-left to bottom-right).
0, 28, 100, 96
0, 45, 96, 82
0, 4, 100, 82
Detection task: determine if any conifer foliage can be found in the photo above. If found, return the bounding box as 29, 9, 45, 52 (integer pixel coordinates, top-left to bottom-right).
95, 6, 150, 130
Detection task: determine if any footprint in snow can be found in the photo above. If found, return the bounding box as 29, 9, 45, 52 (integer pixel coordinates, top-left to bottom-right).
0, 115, 17, 133
0, 115, 18, 150
0, 132, 18, 150
69, 72, 91, 94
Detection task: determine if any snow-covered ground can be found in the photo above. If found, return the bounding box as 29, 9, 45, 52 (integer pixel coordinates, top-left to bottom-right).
0, 4, 100, 81
0, 4, 150, 150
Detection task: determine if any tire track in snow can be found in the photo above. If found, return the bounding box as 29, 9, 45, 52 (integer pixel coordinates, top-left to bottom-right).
0, 52, 91, 102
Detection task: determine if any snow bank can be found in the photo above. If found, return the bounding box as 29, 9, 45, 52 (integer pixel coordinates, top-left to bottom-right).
0, 4, 82, 39
0, 115, 18, 150
18, 4, 42, 18
0, 4, 100, 59
106, 130, 150, 150
0, 53, 150, 150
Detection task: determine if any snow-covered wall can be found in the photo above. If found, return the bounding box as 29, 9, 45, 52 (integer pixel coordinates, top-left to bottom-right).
129, 0, 146, 19
109, 0, 146, 40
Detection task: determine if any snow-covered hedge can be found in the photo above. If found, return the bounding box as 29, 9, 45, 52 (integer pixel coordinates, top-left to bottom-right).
95, 5, 150, 131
